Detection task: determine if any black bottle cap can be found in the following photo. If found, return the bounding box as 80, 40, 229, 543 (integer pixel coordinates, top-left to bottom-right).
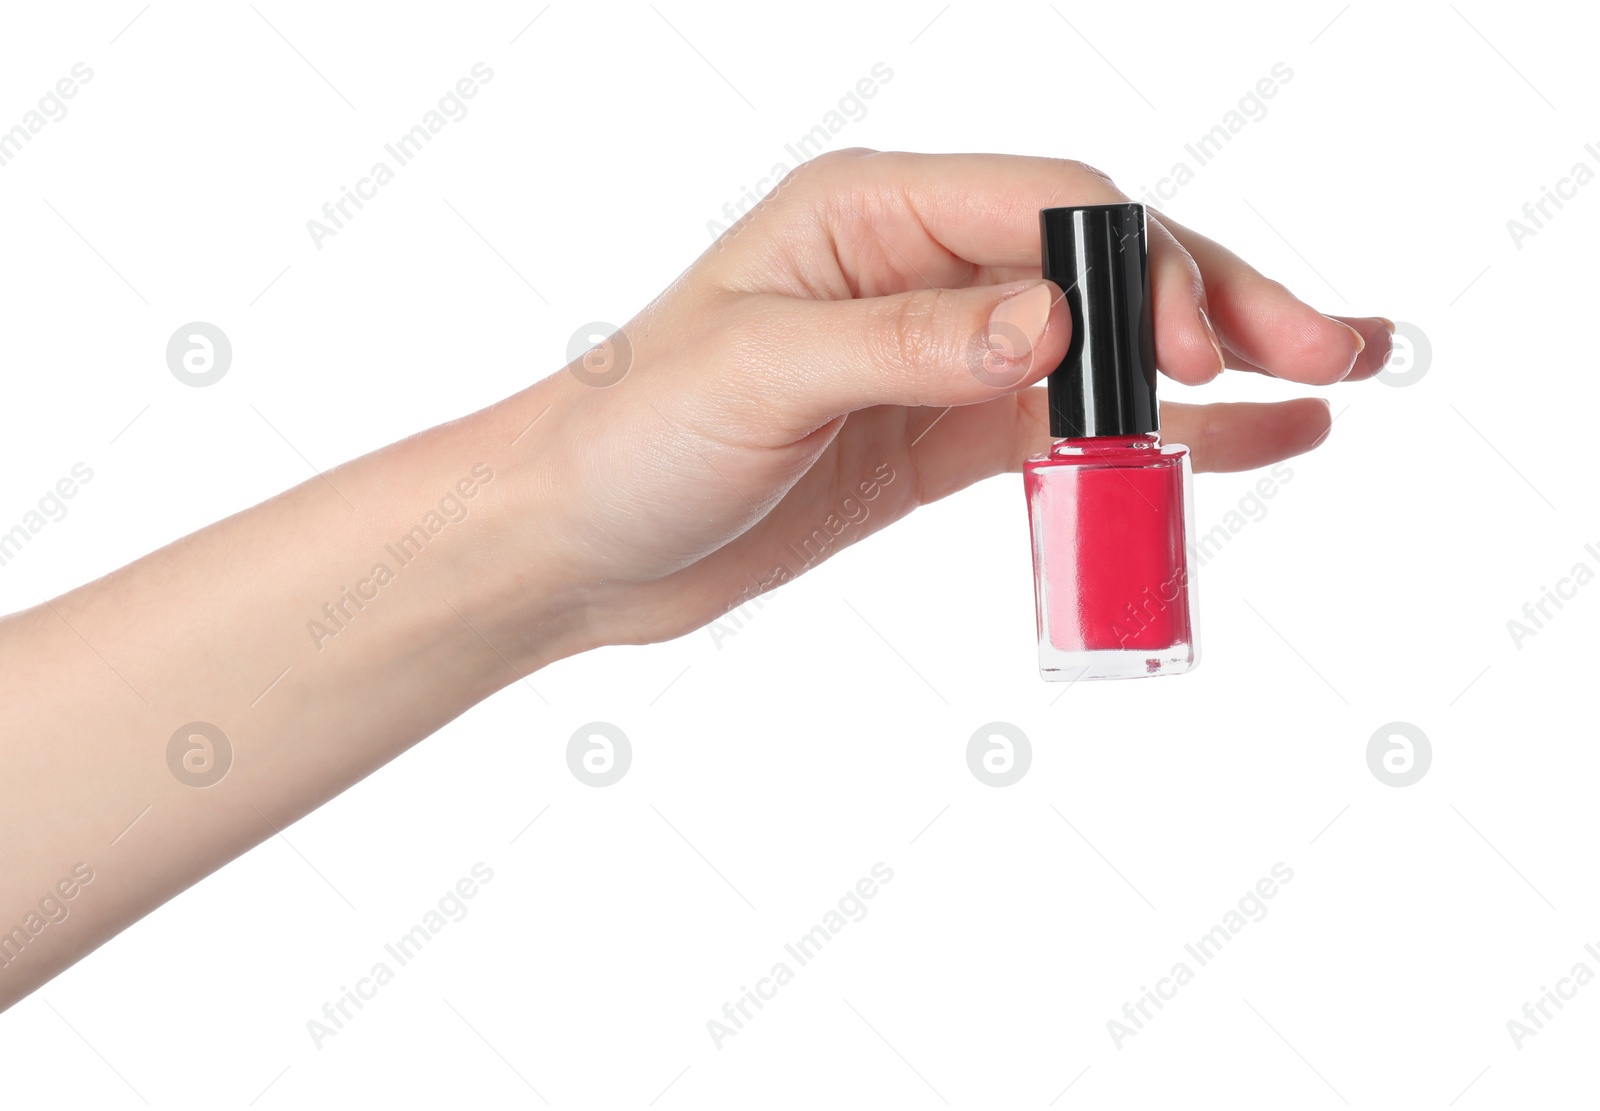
1039, 203, 1159, 439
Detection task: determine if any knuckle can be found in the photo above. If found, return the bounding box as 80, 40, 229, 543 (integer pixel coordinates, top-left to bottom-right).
1189, 408, 1224, 462
875, 288, 952, 386
1061, 158, 1120, 192
715, 152, 885, 254
772, 160, 816, 198
811, 146, 878, 175
782, 147, 876, 196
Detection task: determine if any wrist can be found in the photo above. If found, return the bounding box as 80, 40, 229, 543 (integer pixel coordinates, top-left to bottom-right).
422, 379, 607, 686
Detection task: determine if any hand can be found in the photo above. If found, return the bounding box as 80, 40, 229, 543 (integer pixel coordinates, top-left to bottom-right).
0, 150, 1392, 1010
495, 150, 1391, 651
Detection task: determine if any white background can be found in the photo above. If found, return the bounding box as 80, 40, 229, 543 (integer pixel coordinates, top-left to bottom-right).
1, 1, 1594, 1107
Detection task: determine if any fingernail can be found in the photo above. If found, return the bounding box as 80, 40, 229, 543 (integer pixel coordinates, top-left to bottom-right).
1339, 321, 1366, 355
1197, 306, 1226, 376
988, 282, 1055, 364
1327, 317, 1364, 380
1369, 324, 1397, 377
1310, 397, 1333, 448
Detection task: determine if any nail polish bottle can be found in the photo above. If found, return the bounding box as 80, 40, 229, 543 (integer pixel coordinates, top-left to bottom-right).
1025, 203, 1198, 680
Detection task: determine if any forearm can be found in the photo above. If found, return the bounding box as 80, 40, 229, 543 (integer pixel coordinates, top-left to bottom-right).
0, 379, 585, 1010
0, 147, 1388, 1018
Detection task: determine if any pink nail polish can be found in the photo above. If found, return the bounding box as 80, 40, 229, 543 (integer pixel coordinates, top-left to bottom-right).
1024, 204, 1199, 681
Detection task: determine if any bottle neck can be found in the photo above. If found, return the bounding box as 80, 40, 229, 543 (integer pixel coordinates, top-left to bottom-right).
1050, 432, 1164, 457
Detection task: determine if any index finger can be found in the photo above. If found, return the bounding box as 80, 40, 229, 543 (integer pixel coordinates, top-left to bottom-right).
737, 150, 1227, 385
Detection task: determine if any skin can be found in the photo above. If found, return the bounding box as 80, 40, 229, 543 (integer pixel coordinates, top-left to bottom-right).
0, 150, 1390, 1011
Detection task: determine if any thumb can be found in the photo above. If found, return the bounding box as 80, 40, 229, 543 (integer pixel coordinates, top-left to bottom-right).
753, 279, 1068, 436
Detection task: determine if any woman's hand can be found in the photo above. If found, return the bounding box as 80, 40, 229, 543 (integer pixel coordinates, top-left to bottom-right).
487, 150, 1392, 653
0, 149, 1391, 1011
